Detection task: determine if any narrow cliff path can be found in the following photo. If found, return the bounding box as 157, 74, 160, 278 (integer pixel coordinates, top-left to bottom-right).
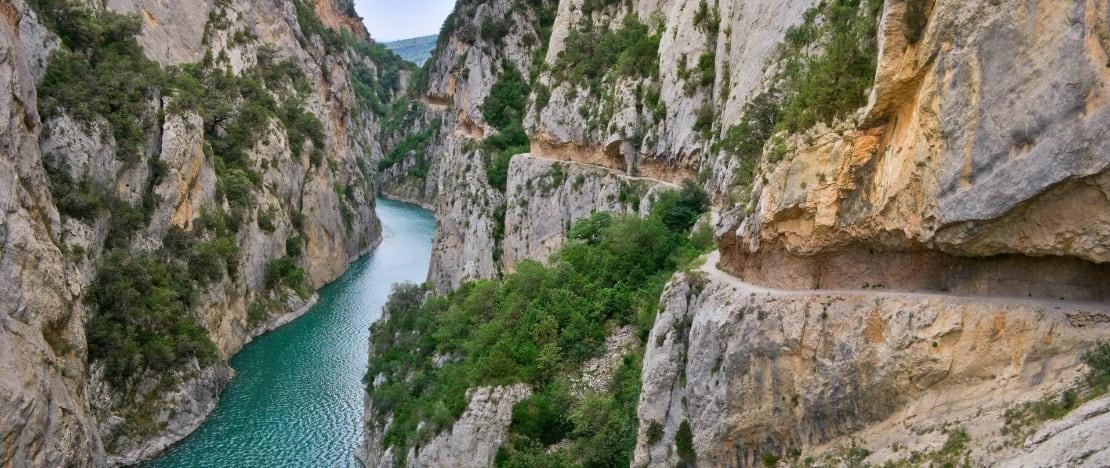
515, 153, 681, 188
698, 250, 1110, 314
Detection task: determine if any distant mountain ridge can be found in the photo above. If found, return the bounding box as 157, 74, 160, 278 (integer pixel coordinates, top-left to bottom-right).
383, 35, 437, 65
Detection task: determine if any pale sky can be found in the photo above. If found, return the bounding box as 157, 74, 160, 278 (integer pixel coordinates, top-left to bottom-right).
354, 0, 456, 41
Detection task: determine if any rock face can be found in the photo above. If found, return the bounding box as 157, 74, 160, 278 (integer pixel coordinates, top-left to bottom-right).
406, 0, 827, 291
502, 154, 672, 272
0, 2, 104, 465
357, 380, 530, 468
363, 0, 1110, 465
635, 259, 1110, 467
0, 0, 394, 464
721, 0, 1110, 283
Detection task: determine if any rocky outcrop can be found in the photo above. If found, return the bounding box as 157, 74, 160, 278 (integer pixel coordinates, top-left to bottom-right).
0, 0, 393, 464
90, 361, 234, 466
410, 0, 826, 291
721, 0, 1110, 284
0, 1, 104, 465
501, 154, 672, 271
1001, 394, 1110, 467
358, 384, 531, 468
405, 385, 530, 467
426, 130, 505, 290
363, 0, 1110, 465
634, 257, 1110, 466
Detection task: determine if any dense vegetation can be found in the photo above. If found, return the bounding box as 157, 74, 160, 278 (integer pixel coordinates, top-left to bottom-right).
553, 13, 662, 95
481, 61, 531, 191
85, 251, 220, 387
290, 0, 414, 116
378, 114, 442, 184
26, 0, 392, 399
33, 0, 163, 162
366, 186, 711, 465
715, 0, 883, 195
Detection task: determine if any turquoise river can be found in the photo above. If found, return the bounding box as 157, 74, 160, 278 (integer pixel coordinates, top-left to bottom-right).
149, 198, 435, 467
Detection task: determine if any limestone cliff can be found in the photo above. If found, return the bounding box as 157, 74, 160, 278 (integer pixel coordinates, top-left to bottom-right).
0, 0, 401, 464
367, 0, 1110, 465
719, 0, 1110, 296
635, 257, 1110, 466
0, 2, 104, 465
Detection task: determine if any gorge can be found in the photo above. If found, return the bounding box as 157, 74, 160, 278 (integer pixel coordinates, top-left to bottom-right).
1, 0, 1109, 466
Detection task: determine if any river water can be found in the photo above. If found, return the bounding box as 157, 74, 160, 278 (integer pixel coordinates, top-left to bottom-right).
149, 198, 435, 467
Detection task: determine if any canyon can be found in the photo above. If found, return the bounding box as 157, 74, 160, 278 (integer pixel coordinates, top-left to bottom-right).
0, 0, 1108, 466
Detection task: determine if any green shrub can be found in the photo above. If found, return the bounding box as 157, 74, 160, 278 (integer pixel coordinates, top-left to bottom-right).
676, 420, 695, 462
32, 0, 164, 162
509, 388, 574, 445
480, 62, 531, 192
267, 257, 308, 297
286, 236, 304, 257
45, 170, 108, 221
367, 194, 708, 465
85, 251, 219, 388
646, 420, 664, 444
714, 0, 882, 194
553, 14, 661, 94
1083, 341, 1110, 390
257, 206, 278, 232
774, 0, 883, 134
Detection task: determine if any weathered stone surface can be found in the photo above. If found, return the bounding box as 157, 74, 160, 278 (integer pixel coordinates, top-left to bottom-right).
634, 257, 1110, 467
722, 0, 1110, 273
358, 385, 531, 468
0, 1, 103, 465
0, 0, 385, 464
502, 154, 672, 271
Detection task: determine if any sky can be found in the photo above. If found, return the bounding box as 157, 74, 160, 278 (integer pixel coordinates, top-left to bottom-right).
353, 0, 457, 42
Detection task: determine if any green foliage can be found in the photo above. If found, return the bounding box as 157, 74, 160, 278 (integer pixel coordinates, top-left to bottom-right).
713, 92, 780, 191
509, 385, 574, 445
367, 195, 709, 465
85, 251, 219, 388
290, 0, 412, 117
692, 0, 720, 37
166, 51, 323, 213
553, 14, 661, 94
774, 0, 883, 134
378, 117, 440, 185
32, 0, 164, 162
692, 101, 715, 138
714, 0, 882, 195
1083, 341, 1110, 391
267, 257, 308, 298
695, 51, 716, 88
257, 206, 278, 232
653, 180, 711, 232
286, 236, 304, 257
482, 61, 529, 130
646, 420, 664, 444
45, 170, 108, 221
676, 420, 696, 462
1000, 343, 1110, 447
481, 61, 531, 192
895, 426, 970, 467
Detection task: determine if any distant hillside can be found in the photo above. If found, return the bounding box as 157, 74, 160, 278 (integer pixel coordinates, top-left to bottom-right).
382, 35, 437, 66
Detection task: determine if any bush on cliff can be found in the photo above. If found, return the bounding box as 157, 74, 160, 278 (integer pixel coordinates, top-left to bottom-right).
366, 186, 711, 465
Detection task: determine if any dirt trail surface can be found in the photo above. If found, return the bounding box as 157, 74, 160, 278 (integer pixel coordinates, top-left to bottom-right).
700, 250, 1110, 314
